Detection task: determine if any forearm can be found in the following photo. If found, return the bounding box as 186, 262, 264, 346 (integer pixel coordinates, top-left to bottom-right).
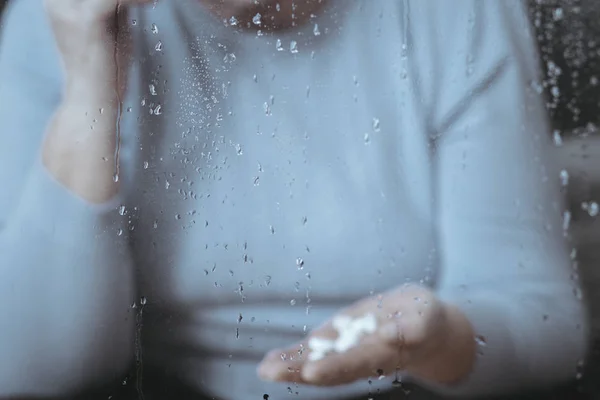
0, 52, 132, 399
43, 61, 122, 203
0, 160, 135, 396
0, 87, 134, 394
0, 2, 137, 396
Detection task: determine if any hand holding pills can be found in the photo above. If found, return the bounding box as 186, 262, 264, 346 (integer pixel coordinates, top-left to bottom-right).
307, 313, 378, 361
257, 284, 474, 387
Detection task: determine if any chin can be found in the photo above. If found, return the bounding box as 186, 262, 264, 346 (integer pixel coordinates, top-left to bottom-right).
199, 0, 323, 30
199, 0, 276, 17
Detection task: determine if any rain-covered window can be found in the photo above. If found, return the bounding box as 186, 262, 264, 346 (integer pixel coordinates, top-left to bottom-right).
0, 0, 599, 399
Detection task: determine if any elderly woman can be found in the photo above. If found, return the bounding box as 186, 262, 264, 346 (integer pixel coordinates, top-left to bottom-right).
0, 0, 589, 399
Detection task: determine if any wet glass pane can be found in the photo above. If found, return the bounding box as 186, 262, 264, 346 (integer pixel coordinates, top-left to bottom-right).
0, 1, 598, 399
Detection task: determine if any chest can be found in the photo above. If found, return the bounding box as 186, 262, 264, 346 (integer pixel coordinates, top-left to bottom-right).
120, 1, 438, 303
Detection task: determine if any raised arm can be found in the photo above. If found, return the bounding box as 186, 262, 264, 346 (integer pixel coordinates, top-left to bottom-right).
0, 0, 141, 396
408, 0, 590, 396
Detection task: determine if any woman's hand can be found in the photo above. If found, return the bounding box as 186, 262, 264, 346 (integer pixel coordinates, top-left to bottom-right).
42, 0, 153, 203
258, 284, 476, 387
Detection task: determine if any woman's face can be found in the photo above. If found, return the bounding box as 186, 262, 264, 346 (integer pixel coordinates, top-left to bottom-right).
198, 0, 325, 29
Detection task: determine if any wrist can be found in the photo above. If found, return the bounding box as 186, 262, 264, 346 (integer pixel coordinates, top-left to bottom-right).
406, 302, 476, 386
64, 73, 119, 104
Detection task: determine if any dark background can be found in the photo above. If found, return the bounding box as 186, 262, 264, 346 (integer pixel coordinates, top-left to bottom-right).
529, 0, 600, 134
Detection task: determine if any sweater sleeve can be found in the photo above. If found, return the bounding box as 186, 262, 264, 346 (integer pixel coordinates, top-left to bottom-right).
0, 0, 136, 396
407, 0, 590, 396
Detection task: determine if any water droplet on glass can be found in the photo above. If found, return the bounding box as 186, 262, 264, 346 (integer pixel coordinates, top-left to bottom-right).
364, 133, 371, 144
475, 335, 487, 346
570, 248, 578, 261
313, 23, 320, 36
151, 23, 159, 33
252, 13, 262, 25
575, 360, 585, 380
372, 118, 381, 132
275, 39, 283, 51
290, 40, 298, 53
553, 7, 564, 21
290, 299, 297, 306
553, 130, 563, 146
560, 169, 569, 186
296, 257, 305, 269
149, 84, 157, 95
229, 16, 238, 26
581, 201, 599, 217
118, 205, 126, 216
563, 210, 571, 231
530, 80, 543, 95
153, 104, 162, 115
588, 202, 599, 217
140, 296, 147, 305
155, 41, 163, 52
263, 102, 271, 116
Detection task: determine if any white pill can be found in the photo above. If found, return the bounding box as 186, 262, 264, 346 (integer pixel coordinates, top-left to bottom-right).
308, 313, 379, 361
307, 350, 326, 361
355, 313, 377, 334
308, 336, 336, 352
334, 330, 359, 353
332, 315, 353, 331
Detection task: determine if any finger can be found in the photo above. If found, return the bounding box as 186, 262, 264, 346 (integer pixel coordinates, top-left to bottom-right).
257, 319, 344, 384
302, 336, 401, 386
257, 344, 308, 383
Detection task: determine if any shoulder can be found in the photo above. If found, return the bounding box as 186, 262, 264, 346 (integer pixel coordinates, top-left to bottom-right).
405, 0, 536, 74
404, 0, 540, 123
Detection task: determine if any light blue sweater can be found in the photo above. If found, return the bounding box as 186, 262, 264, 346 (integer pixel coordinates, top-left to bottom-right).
0, 0, 589, 399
